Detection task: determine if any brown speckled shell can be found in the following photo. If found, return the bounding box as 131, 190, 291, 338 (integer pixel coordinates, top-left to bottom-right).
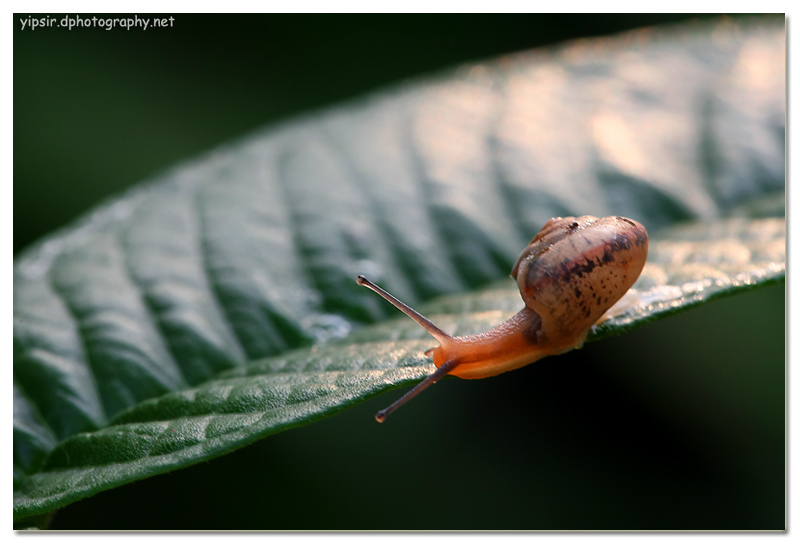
511, 216, 648, 346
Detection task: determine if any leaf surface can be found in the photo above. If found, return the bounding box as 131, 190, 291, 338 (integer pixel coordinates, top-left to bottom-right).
13, 18, 785, 519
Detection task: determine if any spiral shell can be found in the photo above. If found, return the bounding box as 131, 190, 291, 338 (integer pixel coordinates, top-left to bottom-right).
511, 216, 649, 348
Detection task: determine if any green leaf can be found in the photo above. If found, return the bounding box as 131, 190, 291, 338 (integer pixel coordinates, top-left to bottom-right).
13, 18, 785, 520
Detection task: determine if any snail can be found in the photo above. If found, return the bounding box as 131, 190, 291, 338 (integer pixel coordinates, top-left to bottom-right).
358, 215, 648, 423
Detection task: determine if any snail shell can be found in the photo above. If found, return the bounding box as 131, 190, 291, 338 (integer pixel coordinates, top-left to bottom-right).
511, 215, 649, 351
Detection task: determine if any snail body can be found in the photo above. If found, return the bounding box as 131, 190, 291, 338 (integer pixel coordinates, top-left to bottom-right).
358, 215, 648, 422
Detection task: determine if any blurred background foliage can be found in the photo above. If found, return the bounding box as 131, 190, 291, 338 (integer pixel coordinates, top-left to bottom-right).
14, 13, 784, 529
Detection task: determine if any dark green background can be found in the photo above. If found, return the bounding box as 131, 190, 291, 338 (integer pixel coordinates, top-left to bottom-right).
14, 14, 784, 529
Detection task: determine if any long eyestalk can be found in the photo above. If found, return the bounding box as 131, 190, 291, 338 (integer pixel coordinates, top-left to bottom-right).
356, 275, 452, 344
375, 358, 460, 423
356, 275, 460, 422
